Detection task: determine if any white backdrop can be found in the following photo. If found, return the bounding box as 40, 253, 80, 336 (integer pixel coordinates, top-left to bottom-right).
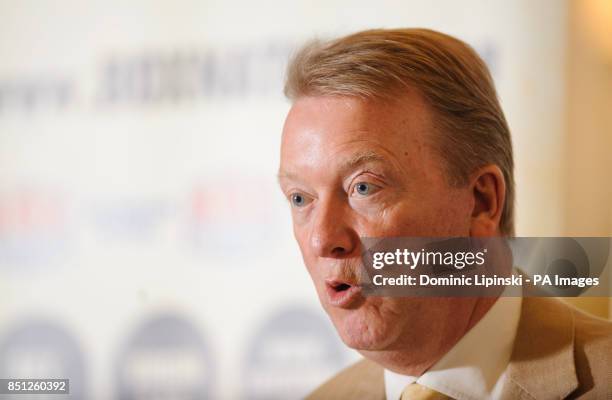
0, 1, 568, 399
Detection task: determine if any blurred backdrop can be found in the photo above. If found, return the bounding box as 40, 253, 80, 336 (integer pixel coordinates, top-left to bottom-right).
0, 0, 610, 399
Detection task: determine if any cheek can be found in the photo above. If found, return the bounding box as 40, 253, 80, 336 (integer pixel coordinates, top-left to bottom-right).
423, 189, 473, 234
292, 220, 308, 251
372, 189, 472, 237
292, 224, 318, 275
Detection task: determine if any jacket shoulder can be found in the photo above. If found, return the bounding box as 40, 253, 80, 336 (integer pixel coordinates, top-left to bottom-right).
572, 304, 612, 339
501, 297, 611, 399
569, 304, 612, 397
305, 358, 385, 400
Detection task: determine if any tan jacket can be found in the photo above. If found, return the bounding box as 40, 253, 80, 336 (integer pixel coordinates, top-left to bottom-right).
306, 297, 612, 399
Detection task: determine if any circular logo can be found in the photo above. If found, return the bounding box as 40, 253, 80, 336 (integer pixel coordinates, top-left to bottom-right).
115, 313, 214, 400
243, 305, 346, 399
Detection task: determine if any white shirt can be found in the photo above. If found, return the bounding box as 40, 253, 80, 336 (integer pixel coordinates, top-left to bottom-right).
384, 288, 522, 400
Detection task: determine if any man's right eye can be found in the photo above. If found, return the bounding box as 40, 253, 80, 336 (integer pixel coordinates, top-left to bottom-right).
290, 192, 311, 208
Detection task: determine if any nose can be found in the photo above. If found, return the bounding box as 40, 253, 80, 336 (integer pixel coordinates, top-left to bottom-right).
309, 194, 359, 258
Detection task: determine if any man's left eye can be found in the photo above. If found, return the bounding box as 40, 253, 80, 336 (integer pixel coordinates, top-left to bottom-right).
351, 182, 380, 197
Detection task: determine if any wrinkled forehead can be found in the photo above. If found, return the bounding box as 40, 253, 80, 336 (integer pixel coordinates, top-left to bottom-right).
279, 94, 434, 177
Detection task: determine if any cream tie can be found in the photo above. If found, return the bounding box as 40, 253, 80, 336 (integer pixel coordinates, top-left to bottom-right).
400, 383, 452, 400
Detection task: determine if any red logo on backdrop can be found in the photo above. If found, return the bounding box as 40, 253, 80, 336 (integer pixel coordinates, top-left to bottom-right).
0, 188, 69, 269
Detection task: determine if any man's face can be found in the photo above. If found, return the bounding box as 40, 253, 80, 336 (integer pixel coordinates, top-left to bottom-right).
278, 93, 476, 353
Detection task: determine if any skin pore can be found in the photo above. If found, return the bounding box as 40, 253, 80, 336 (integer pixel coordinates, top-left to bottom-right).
278, 91, 506, 376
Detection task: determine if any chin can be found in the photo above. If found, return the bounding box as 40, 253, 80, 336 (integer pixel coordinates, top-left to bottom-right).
327, 305, 400, 351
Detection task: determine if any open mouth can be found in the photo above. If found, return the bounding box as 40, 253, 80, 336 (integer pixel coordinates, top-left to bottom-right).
330, 281, 352, 292
325, 279, 362, 307
327, 280, 353, 292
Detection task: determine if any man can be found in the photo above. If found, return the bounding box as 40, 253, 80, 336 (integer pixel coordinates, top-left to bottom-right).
277, 29, 611, 399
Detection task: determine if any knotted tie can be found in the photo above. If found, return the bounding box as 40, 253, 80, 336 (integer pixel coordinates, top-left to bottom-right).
400, 383, 452, 400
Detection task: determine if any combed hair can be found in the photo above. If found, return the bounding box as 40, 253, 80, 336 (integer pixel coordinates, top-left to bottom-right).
284, 28, 515, 236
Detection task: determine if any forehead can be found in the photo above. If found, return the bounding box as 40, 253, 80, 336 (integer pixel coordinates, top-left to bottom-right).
279, 94, 434, 177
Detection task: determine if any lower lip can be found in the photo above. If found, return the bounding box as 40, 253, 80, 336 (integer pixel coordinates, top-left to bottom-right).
326, 284, 363, 308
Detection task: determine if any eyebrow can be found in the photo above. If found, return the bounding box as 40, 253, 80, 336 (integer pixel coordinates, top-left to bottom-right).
342, 150, 388, 171
277, 150, 389, 185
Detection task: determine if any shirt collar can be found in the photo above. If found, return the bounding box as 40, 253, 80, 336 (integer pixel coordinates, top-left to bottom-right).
384, 287, 522, 400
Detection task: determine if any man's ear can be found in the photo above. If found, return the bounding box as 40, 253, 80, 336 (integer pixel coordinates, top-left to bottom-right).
469, 165, 506, 236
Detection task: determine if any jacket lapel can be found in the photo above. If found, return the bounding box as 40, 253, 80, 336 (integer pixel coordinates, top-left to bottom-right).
502, 297, 578, 399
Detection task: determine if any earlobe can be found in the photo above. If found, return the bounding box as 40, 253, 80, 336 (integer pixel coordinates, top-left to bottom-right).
469, 165, 506, 237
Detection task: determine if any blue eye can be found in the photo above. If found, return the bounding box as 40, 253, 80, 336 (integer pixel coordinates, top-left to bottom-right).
290, 193, 307, 207
355, 182, 371, 196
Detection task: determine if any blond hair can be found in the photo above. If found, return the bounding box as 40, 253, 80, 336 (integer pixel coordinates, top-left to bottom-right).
284, 28, 515, 236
